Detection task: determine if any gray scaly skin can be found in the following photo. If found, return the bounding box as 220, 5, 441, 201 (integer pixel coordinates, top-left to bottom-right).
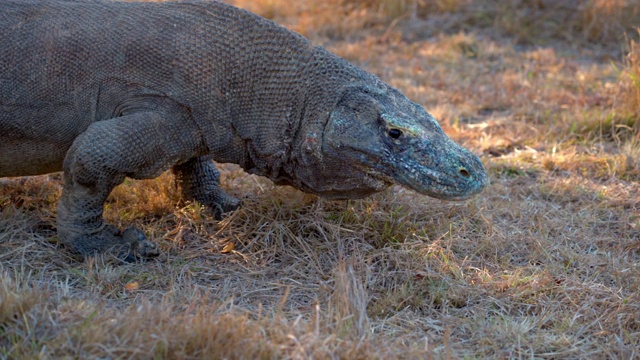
0, 0, 487, 258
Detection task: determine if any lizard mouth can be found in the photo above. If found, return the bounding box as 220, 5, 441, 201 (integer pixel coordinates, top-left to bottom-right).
391, 159, 487, 200
352, 150, 486, 201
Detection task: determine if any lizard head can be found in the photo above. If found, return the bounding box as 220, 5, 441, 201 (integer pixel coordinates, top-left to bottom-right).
296, 84, 487, 200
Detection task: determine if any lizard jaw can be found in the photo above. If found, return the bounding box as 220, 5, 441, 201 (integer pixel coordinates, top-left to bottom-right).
349, 140, 488, 201
390, 146, 487, 200
392, 163, 487, 200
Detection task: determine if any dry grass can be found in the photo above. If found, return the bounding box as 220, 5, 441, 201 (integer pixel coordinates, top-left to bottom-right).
234, 0, 640, 46
614, 31, 640, 126
2, 0, 640, 359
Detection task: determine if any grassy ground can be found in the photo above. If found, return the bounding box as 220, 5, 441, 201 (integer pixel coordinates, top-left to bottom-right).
2, 0, 640, 358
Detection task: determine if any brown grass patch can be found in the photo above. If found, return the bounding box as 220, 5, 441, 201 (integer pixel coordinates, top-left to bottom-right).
614, 32, 640, 124
232, 0, 640, 46
2, 0, 640, 358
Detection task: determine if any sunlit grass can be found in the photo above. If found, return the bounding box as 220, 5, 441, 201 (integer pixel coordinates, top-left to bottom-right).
1, 0, 640, 358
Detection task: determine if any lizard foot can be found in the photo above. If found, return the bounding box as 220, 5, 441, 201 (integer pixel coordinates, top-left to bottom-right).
210, 192, 242, 220
60, 224, 161, 261
191, 190, 242, 220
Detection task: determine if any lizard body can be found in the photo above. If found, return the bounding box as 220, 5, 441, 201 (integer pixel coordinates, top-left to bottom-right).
0, 0, 487, 257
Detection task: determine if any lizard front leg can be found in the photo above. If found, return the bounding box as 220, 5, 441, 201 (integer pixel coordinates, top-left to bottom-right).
57, 109, 204, 258
173, 157, 241, 220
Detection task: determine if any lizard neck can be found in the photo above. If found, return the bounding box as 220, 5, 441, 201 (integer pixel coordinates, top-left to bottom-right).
264, 46, 378, 190
169, 1, 314, 176
167, 2, 373, 187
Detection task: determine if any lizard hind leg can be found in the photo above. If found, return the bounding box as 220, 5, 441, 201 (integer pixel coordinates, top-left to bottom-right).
173, 157, 242, 220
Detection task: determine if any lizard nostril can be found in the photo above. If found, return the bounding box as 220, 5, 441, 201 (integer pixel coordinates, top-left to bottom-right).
459, 168, 471, 179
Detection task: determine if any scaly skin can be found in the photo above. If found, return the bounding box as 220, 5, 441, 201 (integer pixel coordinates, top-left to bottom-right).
0, 0, 486, 259
320, 84, 486, 200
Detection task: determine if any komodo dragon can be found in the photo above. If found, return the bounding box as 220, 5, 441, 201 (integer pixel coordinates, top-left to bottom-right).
0, 0, 487, 258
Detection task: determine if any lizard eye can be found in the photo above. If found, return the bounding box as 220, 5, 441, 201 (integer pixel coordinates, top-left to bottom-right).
388, 128, 403, 139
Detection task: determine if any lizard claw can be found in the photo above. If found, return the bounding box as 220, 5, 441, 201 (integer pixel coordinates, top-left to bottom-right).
121, 227, 161, 261
205, 193, 242, 220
